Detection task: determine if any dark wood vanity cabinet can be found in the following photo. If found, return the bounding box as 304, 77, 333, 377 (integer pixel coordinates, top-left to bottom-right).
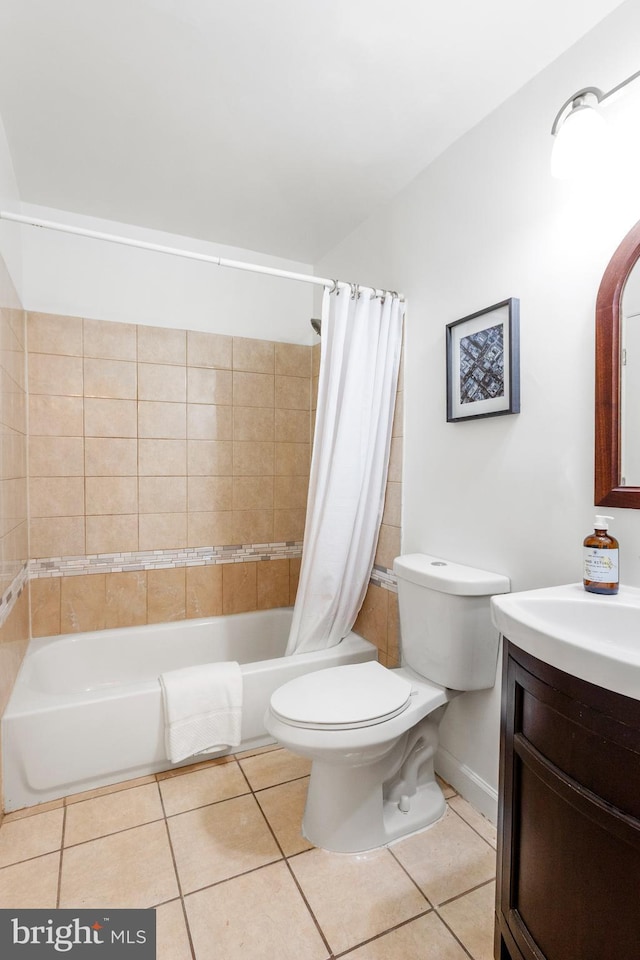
495, 641, 640, 960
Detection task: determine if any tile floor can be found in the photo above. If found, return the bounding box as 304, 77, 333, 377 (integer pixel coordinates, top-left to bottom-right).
0, 746, 497, 959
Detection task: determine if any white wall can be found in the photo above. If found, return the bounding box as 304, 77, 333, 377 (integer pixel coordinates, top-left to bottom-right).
0, 113, 22, 302
315, 0, 640, 816
15, 204, 316, 343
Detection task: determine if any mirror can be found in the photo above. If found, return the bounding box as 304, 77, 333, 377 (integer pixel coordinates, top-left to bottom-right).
595, 218, 640, 508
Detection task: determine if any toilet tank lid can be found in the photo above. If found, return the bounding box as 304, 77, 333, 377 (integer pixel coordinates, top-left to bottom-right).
393, 554, 510, 596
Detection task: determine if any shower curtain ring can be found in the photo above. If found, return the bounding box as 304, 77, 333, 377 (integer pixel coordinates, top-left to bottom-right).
327, 279, 338, 295
349, 282, 358, 300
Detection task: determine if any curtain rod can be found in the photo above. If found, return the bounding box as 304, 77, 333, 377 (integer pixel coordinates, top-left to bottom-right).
0, 210, 403, 301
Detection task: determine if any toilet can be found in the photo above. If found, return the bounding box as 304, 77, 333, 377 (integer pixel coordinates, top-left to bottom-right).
265, 553, 510, 853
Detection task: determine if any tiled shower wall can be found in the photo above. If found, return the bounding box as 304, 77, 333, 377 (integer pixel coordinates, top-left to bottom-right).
0, 253, 29, 817
27, 313, 316, 637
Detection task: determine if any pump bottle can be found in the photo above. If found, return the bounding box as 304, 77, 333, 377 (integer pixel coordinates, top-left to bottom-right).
583, 515, 619, 595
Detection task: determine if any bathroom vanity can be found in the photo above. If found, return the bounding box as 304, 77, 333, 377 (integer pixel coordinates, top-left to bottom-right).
493, 615, 640, 960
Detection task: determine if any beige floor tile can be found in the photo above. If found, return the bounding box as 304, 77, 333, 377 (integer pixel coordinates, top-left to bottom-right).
439, 881, 496, 960
346, 912, 470, 960
168, 793, 281, 894
59, 821, 178, 908
186, 861, 329, 960
391, 808, 496, 906
64, 783, 164, 846
0, 852, 60, 908
437, 775, 457, 800
448, 796, 498, 849
156, 755, 235, 780
3, 798, 64, 822
65, 775, 157, 804
255, 777, 313, 856
155, 899, 193, 960
0, 807, 64, 867
159, 760, 248, 816
289, 846, 429, 955
239, 747, 311, 791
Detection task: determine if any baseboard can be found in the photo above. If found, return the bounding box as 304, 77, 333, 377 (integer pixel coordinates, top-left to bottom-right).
435, 746, 498, 824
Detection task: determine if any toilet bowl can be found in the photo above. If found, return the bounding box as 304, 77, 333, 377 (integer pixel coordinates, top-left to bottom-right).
265, 553, 510, 853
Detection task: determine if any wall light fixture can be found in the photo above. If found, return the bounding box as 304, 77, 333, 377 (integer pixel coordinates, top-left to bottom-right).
551, 69, 640, 179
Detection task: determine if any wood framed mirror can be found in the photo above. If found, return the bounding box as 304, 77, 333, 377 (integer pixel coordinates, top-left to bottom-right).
595, 218, 640, 507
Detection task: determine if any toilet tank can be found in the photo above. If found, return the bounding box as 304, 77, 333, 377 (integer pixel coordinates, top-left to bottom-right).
392, 554, 510, 690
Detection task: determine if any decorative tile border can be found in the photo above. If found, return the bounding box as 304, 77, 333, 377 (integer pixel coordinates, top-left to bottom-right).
0, 563, 29, 629
29, 542, 305, 580
370, 564, 398, 592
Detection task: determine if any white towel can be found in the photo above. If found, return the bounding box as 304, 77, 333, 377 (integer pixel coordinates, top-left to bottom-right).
159, 661, 243, 763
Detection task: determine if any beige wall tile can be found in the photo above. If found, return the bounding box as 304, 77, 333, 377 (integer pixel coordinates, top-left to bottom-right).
354, 583, 389, 658
187, 511, 234, 547
61, 574, 106, 633
84, 317, 137, 360
187, 330, 232, 369
187, 476, 233, 512
187, 440, 233, 476
187, 404, 232, 440
392, 389, 404, 438
105, 571, 147, 628
232, 371, 274, 407
138, 439, 186, 476
85, 438, 138, 476
138, 401, 186, 439
30, 577, 61, 637
222, 561, 258, 614
387, 592, 400, 667
29, 436, 85, 477
86, 514, 139, 554
275, 443, 310, 476
275, 408, 310, 443
187, 367, 232, 405
139, 476, 187, 513
289, 557, 301, 604
83, 358, 137, 399
257, 559, 290, 609
30, 517, 85, 558
233, 337, 274, 373
138, 363, 186, 402
232, 476, 273, 511
139, 513, 187, 550
29, 395, 84, 436
186, 564, 223, 619
388, 436, 402, 482
273, 508, 306, 542
85, 476, 138, 515
274, 476, 308, 510
84, 398, 137, 437
233, 406, 274, 442
28, 313, 83, 356
29, 353, 83, 396
275, 342, 311, 377
382, 481, 401, 527
232, 510, 273, 544
375, 523, 400, 570
147, 568, 186, 623
275, 376, 311, 410
233, 441, 274, 476
137, 325, 186, 364
30, 477, 85, 518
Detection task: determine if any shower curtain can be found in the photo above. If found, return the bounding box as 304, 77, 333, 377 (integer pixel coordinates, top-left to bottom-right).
286, 285, 404, 655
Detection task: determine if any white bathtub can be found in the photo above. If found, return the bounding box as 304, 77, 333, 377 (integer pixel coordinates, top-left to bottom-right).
2, 607, 376, 811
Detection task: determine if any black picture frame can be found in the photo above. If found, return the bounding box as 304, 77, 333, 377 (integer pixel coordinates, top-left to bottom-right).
446, 298, 520, 422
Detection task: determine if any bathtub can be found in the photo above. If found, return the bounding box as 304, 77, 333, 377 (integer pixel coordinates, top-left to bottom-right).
2, 607, 376, 811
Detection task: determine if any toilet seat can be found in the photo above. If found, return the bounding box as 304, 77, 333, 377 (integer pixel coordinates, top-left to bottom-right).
270, 661, 413, 730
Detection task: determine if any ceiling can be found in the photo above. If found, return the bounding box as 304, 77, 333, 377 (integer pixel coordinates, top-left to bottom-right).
0, 0, 628, 263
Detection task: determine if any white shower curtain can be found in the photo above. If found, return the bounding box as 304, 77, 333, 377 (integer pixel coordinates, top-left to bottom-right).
286, 285, 404, 655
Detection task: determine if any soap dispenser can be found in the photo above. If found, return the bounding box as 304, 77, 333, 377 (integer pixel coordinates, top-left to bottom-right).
583, 515, 619, 595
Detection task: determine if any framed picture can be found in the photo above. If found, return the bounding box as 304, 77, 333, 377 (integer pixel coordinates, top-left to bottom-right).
446, 298, 520, 422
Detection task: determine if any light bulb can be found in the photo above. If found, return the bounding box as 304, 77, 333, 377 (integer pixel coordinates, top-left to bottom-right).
551, 103, 608, 180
